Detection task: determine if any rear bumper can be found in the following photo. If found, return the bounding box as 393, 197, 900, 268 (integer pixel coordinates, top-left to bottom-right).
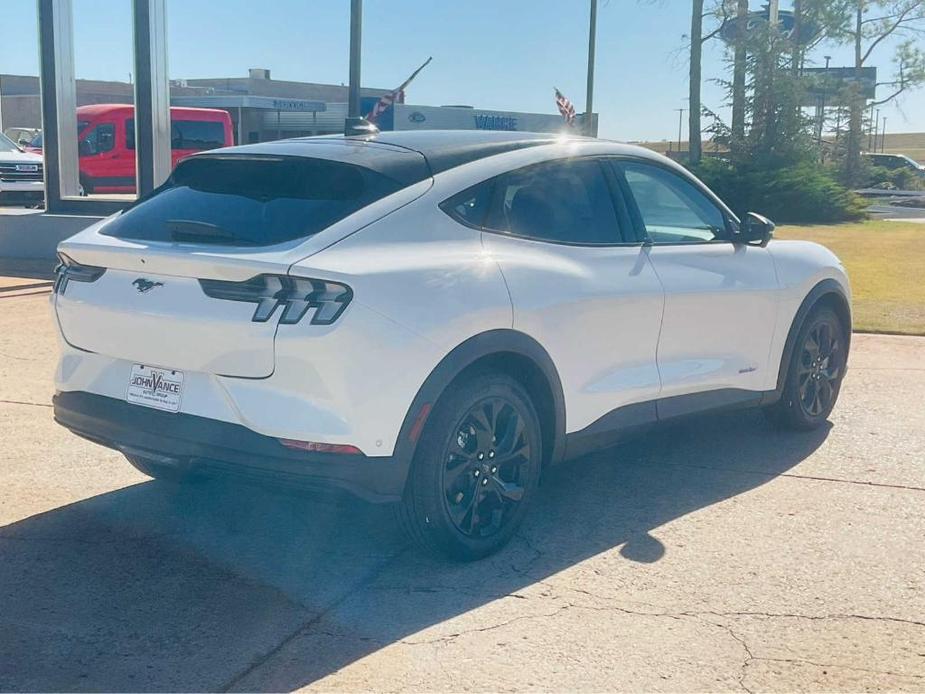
53, 391, 407, 502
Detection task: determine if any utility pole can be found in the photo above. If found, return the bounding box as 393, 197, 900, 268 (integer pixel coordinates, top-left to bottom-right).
585, 0, 597, 137
817, 55, 831, 142
675, 108, 686, 156
881, 116, 887, 152
868, 102, 875, 150
348, 0, 362, 119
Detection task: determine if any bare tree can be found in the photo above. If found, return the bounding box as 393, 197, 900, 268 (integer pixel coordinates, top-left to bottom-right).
730, 0, 749, 144
688, 1, 731, 164
835, 0, 925, 183
689, 0, 704, 163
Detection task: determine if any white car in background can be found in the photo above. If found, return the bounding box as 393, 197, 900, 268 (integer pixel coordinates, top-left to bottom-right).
0, 131, 44, 206
51, 130, 851, 560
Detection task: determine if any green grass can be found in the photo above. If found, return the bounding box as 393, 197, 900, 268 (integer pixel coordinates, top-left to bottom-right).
775, 220, 925, 335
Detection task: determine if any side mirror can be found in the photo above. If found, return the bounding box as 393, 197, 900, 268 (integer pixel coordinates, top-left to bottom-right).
738, 212, 775, 247
78, 139, 93, 157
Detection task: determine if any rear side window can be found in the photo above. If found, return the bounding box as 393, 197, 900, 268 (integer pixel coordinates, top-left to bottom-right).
172, 120, 226, 150
482, 159, 623, 245
101, 155, 402, 246
440, 180, 494, 227
126, 118, 226, 151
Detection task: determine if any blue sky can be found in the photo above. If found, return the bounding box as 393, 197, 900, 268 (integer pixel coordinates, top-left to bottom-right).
2, 0, 923, 141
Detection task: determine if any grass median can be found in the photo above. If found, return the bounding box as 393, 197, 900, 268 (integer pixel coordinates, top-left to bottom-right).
775, 220, 925, 335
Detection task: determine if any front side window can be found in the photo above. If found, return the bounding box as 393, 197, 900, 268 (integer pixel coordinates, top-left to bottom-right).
619, 161, 728, 244
80, 123, 115, 156
481, 159, 623, 245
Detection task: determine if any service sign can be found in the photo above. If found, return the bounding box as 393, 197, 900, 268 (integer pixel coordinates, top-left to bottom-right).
391, 104, 593, 135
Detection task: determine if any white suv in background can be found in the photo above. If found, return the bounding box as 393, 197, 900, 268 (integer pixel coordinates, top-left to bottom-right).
0, 131, 44, 206
52, 130, 851, 560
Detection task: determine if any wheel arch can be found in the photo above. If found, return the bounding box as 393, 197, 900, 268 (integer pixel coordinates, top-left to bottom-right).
772, 278, 852, 398
392, 329, 567, 486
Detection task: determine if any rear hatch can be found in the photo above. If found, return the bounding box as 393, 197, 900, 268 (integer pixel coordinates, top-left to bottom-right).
54, 144, 430, 378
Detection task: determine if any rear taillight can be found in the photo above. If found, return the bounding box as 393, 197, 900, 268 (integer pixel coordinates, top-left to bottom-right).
199, 274, 352, 326
53, 253, 106, 295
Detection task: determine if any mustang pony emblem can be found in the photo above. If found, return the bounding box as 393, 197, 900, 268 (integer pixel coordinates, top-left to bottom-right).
132, 278, 164, 293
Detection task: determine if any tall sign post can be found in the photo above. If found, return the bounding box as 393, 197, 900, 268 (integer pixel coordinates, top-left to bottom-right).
585, 0, 597, 136
348, 0, 362, 120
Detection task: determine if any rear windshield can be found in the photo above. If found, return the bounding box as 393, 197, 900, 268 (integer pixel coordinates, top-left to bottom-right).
101, 155, 403, 246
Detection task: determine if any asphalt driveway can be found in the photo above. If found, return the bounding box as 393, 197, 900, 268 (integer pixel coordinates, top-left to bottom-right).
0, 279, 923, 692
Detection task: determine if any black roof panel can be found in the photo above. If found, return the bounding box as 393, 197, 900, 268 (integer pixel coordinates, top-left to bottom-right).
312, 130, 565, 175
212, 130, 575, 182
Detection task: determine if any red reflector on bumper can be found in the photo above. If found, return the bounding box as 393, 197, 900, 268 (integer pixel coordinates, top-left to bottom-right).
278, 439, 363, 455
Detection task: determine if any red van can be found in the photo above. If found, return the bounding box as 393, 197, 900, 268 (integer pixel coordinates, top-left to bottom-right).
30, 104, 233, 194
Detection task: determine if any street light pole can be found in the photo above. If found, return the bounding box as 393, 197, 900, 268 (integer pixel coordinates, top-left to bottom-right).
881, 116, 887, 153
585, 0, 598, 137
874, 108, 880, 155
675, 108, 686, 156
348, 0, 362, 119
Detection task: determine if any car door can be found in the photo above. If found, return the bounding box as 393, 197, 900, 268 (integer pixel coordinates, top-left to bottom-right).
612, 159, 780, 413
474, 157, 665, 440
78, 122, 120, 189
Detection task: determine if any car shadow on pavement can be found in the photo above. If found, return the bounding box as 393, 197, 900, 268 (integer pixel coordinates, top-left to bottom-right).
0, 409, 830, 692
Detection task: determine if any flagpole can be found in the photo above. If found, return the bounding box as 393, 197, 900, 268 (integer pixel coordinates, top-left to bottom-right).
396, 56, 433, 95
585, 0, 598, 136
366, 57, 433, 122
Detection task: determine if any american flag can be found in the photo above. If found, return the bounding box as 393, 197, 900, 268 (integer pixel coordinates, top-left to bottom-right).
367, 89, 404, 123
367, 57, 433, 123
555, 88, 576, 126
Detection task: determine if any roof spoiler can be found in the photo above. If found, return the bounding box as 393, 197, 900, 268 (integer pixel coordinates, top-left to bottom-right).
345, 117, 380, 138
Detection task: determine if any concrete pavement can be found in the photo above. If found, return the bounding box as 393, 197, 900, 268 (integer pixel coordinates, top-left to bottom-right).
0, 285, 923, 692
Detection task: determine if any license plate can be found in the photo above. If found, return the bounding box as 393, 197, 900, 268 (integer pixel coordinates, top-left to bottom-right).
126, 364, 184, 412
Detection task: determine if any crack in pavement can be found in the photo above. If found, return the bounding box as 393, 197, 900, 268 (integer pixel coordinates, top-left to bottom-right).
397, 599, 924, 690
217, 545, 412, 692
0, 398, 52, 408
661, 461, 925, 493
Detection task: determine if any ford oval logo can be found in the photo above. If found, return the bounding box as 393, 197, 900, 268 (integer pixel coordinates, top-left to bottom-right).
408, 111, 426, 123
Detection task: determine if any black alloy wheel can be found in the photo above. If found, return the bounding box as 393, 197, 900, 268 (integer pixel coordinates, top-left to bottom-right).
765, 306, 847, 430
443, 397, 531, 538
796, 319, 842, 417
398, 372, 542, 561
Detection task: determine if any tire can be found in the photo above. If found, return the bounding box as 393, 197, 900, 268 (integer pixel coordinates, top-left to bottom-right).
397, 371, 543, 561
79, 177, 92, 196
765, 306, 847, 430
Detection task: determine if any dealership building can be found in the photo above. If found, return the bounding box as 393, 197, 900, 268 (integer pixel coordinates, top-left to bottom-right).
1, 68, 590, 145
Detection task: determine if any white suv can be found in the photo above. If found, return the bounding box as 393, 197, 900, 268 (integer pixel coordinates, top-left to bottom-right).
52, 131, 851, 560
0, 131, 44, 206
